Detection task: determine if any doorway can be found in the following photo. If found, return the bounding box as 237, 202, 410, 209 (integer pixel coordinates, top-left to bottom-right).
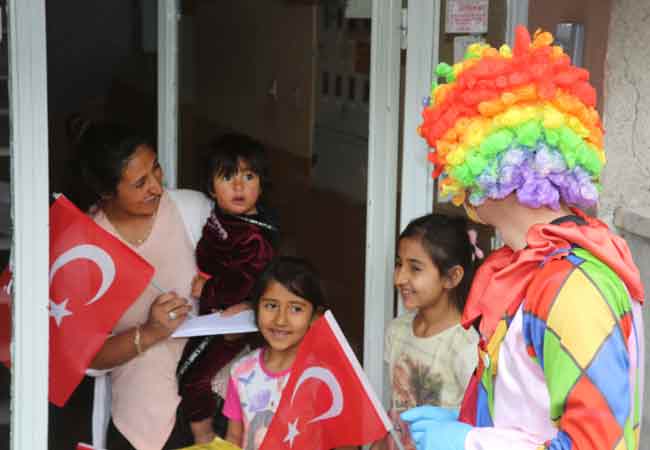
5, 1, 402, 448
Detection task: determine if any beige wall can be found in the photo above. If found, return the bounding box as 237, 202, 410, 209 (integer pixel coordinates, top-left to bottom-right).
601, 0, 650, 225
193, 1, 317, 159
603, 1, 650, 447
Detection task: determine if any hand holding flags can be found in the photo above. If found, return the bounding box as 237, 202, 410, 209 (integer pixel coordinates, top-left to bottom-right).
48, 194, 154, 406
260, 310, 394, 450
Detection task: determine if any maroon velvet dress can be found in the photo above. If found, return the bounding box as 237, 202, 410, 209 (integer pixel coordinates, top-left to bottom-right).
177, 207, 277, 422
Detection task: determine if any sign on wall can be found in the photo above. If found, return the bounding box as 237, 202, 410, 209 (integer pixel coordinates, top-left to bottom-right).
445, 0, 489, 34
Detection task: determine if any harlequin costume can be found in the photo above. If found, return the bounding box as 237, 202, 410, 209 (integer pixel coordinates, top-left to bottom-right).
400, 26, 645, 450
178, 207, 278, 423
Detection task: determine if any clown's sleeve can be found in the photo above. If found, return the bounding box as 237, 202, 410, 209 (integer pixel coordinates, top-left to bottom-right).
519, 251, 640, 450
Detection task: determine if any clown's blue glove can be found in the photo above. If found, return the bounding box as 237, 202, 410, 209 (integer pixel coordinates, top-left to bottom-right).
400, 406, 471, 450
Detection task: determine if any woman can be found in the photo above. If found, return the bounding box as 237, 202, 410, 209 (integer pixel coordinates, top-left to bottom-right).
74, 121, 212, 450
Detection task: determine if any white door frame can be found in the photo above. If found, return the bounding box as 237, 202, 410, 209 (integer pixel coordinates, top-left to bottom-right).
396, 1, 441, 317
8, 0, 50, 448
363, 0, 402, 403
505, 0, 529, 46
399, 0, 439, 231
158, 0, 180, 189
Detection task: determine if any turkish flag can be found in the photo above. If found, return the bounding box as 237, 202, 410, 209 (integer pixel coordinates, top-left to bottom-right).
49, 195, 154, 406
259, 311, 391, 450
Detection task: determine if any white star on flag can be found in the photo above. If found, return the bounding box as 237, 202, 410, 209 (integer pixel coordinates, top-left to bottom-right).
49, 299, 73, 326
283, 417, 300, 447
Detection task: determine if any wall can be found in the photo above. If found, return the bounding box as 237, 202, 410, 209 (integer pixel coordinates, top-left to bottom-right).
528, 0, 611, 113
46, 1, 141, 198
193, 1, 317, 160
46, 1, 134, 116
604, 0, 650, 447
601, 0, 650, 226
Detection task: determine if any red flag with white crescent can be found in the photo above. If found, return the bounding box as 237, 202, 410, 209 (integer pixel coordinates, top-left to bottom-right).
259, 311, 391, 450
49, 195, 154, 406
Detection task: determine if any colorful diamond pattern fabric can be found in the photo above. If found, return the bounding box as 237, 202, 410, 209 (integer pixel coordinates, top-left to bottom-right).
473, 247, 642, 450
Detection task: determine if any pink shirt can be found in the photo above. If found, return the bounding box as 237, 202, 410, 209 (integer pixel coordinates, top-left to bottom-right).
93, 192, 198, 450
223, 348, 291, 449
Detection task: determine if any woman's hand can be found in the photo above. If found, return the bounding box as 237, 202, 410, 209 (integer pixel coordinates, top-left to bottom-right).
90, 291, 192, 370
143, 291, 192, 343
191, 274, 207, 299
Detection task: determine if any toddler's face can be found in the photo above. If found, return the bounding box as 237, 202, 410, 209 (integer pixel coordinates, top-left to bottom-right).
211, 159, 261, 215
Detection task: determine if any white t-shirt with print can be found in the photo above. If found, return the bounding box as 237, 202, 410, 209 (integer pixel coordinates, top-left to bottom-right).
383, 312, 478, 450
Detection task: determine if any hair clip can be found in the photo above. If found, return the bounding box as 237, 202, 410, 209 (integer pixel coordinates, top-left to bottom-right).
467, 229, 485, 261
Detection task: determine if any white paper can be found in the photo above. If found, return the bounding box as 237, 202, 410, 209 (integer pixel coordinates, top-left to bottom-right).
171, 310, 258, 338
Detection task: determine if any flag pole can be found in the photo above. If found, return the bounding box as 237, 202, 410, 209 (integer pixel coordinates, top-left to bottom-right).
389, 428, 406, 450
324, 311, 407, 450
150, 280, 196, 315
150, 280, 165, 293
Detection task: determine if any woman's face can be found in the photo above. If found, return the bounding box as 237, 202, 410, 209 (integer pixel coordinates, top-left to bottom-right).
108, 145, 163, 217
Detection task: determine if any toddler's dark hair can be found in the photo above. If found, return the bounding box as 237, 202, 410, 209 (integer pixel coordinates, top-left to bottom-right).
399, 213, 477, 313
250, 256, 328, 322
204, 133, 270, 197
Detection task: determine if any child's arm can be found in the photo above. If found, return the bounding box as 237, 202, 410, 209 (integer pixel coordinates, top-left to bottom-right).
222, 376, 244, 446
225, 419, 243, 447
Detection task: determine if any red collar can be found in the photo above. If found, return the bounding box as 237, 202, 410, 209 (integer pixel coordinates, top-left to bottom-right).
462, 208, 644, 338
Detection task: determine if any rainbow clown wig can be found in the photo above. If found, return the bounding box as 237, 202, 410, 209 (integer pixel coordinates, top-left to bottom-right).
419, 26, 604, 210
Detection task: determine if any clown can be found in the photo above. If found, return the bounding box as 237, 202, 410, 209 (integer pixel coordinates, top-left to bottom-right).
401, 26, 645, 450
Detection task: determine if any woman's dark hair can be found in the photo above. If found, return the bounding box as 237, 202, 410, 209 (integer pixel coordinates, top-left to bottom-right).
399, 213, 477, 313
203, 133, 270, 197
250, 256, 327, 322
72, 120, 154, 206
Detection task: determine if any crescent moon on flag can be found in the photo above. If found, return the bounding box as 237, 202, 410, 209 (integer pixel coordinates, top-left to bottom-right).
49, 244, 116, 305
290, 366, 343, 424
